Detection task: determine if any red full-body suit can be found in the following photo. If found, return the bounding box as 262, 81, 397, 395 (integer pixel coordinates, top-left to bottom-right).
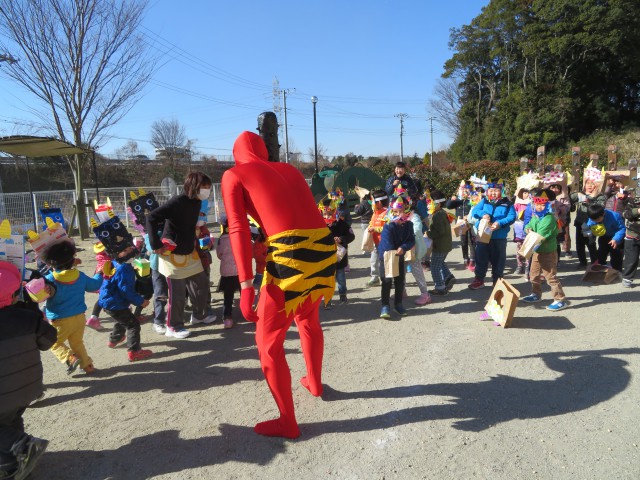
222, 131, 333, 438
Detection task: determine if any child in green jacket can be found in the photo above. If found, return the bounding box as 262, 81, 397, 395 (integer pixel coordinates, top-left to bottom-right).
521, 188, 568, 311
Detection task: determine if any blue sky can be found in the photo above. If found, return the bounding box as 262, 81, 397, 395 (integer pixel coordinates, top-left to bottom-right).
0, 0, 488, 161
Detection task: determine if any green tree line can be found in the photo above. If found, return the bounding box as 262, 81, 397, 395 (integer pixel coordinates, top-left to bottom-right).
444, 0, 640, 163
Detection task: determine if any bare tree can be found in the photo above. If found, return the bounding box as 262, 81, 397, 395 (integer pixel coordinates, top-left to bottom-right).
0, 0, 154, 237
115, 140, 141, 161
150, 119, 188, 177
428, 77, 463, 137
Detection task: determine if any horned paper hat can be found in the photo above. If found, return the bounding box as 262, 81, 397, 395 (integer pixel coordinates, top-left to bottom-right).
27, 217, 70, 260
92, 214, 136, 262
127, 189, 159, 233
94, 198, 115, 223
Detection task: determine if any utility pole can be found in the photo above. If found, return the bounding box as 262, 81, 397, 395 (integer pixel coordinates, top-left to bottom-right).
395, 113, 408, 162
427, 116, 437, 167
281, 88, 295, 163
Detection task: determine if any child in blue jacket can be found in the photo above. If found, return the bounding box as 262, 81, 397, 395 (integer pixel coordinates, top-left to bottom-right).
99, 245, 152, 362
586, 204, 626, 271
469, 182, 516, 289
377, 196, 415, 319
41, 240, 102, 375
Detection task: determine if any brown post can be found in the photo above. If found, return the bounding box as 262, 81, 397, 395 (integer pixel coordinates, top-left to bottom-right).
519, 157, 529, 174
590, 153, 600, 169
607, 144, 618, 171
571, 147, 581, 192
536, 146, 545, 175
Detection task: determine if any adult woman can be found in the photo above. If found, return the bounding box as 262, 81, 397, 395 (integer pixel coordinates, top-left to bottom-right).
146, 171, 216, 338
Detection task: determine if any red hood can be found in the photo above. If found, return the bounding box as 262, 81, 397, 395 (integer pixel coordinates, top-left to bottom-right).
233, 131, 269, 166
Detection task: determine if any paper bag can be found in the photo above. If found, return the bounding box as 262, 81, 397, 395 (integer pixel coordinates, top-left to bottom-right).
383, 250, 399, 278
404, 247, 414, 262
517, 232, 545, 259
336, 245, 347, 262
582, 264, 621, 284
476, 218, 493, 244
452, 219, 468, 237
484, 278, 520, 328
361, 229, 374, 253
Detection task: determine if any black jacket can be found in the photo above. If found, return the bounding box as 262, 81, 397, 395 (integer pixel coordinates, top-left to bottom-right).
445, 198, 473, 218
354, 200, 373, 224
0, 305, 56, 411
328, 219, 355, 269
146, 194, 201, 254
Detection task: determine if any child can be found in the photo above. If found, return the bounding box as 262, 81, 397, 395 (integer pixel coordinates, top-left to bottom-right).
320, 198, 355, 306
446, 181, 476, 271
549, 183, 572, 259
377, 196, 415, 319
144, 232, 169, 334
251, 223, 267, 290
427, 190, 454, 295
521, 188, 568, 311
86, 241, 110, 330
216, 216, 241, 328
408, 201, 431, 305
41, 239, 102, 374
469, 181, 516, 289
586, 204, 626, 272
604, 175, 631, 215
366, 189, 389, 287
622, 198, 640, 288
570, 179, 606, 268
513, 187, 530, 274
0, 261, 56, 480
98, 244, 153, 361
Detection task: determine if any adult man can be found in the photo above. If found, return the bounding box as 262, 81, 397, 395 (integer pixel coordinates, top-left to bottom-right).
385, 161, 419, 198
221, 131, 336, 439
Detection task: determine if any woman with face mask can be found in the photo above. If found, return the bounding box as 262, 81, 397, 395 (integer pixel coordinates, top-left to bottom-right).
146, 171, 217, 339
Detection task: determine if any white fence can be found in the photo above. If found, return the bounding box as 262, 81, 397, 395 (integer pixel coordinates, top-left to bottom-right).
0, 184, 225, 234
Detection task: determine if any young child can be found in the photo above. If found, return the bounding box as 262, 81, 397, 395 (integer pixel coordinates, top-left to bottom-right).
216, 216, 241, 328
366, 189, 389, 287
0, 261, 56, 480
251, 223, 267, 290
408, 201, 431, 305
549, 183, 572, 260
446, 181, 476, 271
320, 198, 355, 306
622, 197, 640, 288
570, 178, 606, 268
427, 190, 454, 295
41, 239, 102, 374
144, 232, 169, 334
604, 175, 631, 215
586, 204, 626, 271
469, 181, 516, 289
521, 188, 568, 311
86, 241, 110, 330
513, 187, 531, 275
377, 196, 415, 319
98, 244, 153, 361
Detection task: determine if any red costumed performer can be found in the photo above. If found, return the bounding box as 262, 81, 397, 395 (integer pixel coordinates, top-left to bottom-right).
222, 131, 336, 439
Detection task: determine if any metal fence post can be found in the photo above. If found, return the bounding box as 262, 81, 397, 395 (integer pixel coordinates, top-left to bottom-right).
123, 188, 129, 228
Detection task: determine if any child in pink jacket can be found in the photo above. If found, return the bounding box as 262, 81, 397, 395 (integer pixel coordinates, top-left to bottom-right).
216, 217, 240, 328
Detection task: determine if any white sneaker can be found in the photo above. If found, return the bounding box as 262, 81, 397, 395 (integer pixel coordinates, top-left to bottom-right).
152, 324, 166, 335
165, 327, 191, 339
190, 313, 217, 325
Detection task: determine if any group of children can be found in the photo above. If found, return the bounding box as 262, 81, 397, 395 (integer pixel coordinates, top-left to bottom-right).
344, 167, 638, 318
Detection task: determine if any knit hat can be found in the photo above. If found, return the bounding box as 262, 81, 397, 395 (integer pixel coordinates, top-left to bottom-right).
0, 261, 21, 308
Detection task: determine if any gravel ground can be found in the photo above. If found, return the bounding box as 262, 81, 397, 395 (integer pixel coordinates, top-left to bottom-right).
25, 227, 639, 479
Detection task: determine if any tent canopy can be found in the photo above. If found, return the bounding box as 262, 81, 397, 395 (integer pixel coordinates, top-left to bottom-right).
0, 135, 88, 157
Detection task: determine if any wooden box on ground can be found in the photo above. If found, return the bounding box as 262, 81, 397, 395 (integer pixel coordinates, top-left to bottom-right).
582, 264, 621, 284
484, 278, 521, 328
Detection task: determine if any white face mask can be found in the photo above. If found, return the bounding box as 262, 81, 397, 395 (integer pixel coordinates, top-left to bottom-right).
197, 188, 211, 200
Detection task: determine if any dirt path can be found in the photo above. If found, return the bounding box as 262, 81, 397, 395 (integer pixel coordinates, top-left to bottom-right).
27, 228, 639, 479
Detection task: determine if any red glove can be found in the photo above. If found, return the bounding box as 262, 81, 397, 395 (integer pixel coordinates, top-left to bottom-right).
240, 287, 259, 323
